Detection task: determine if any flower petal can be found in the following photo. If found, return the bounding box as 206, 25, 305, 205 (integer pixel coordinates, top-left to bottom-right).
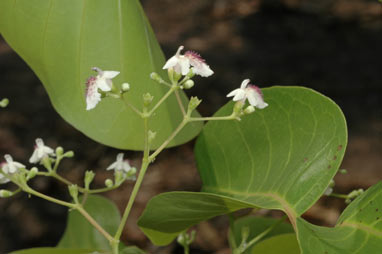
102, 71, 120, 79
232, 89, 246, 101
240, 79, 250, 89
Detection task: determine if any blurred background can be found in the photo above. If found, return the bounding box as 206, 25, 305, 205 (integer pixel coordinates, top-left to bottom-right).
0, 0, 381, 253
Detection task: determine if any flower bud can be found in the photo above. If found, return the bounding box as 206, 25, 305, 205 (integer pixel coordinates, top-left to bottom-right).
148, 130, 157, 143
150, 72, 165, 84
0, 189, 13, 198
68, 185, 79, 203
114, 171, 125, 185
188, 96, 202, 112
0, 98, 9, 108
121, 83, 130, 92
143, 93, 154, 106
126, 167, 137, 180
339, 169, 347, 174
84, 170, 95, 189
243, 106, 255, 115
183, 80, 194, 89
64, 151, 74, 158
105, 179, 113, 188
56, 146, 64, 157
27, 167, 39, 180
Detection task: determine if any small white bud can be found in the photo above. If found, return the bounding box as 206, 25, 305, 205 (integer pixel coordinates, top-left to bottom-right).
56, 146, 64, 156
105, 179, 113, 188
121, 83, 130, 92
27, 167, 39, 180
243, 106, 255, 115
0, 189, 13, 198
183, 80, 194, 89
188, 96, 202, 111
0, 98, 9, 108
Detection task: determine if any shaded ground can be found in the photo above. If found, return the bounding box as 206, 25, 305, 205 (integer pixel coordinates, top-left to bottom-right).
0, 0, 381, 253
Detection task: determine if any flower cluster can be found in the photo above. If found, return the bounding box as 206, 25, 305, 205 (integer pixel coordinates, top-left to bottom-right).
84, 45, 268, 114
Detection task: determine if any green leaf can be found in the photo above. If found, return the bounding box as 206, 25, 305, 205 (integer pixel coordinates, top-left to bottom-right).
120, 246, 146, 254
0, 0, 202, 150
229, 216, 294, 253
195, 86, 347, 217
58, 195, 120, 250
296, 182, 382, 254
138, 192, 254, 245
250, 234, 300, 254
10, 248, 105, 254
138, 86, 347, 245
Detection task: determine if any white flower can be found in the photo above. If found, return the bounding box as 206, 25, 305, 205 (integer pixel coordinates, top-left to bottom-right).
29, 138, 55, 164
107, 153, 133, 174
0, 155, 25, 184
227, 79, 268, 109
85, 67, 120, 110
163, 46, 213, 77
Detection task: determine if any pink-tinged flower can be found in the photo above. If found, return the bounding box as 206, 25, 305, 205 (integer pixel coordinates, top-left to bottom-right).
163, 46, 213, 77
85, 67, 120, 110
227, 79, 268, 109
1, 154, 25, 180
29, 138, 55, 164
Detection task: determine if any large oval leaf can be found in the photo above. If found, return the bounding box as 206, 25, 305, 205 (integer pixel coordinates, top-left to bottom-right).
58, 195, 120, 250
0, 0, 202, 150
296, 182, 382, 254
195, 86, 347, 218
138, 86, 347, 244
138, 192, 253, 245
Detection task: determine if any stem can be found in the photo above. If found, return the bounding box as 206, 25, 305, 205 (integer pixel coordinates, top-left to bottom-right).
148, 117, 189, 162
175, 90, 186, 116
330, 193, 348, 199
240, 216, 287, 253
184, 245, 190, 254
36, 171, 120, 194
24, 186, 75, 208
121, 94, 143, 116
189, 114, 238, 122
77, 205, 116, 244
148, 85, 177, 116
114, 117, 150, 241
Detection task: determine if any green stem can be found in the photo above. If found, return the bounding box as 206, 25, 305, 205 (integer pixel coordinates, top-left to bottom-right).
175, 90, 186, 116
189, 113, 238, 122
36, 171, 120, 194
148, 85, 177, 116
77, 205, 116, 244
184, 245, 190, 254
148, 117, 189, 162
240, 216, 287, 253
24, 186, 75, 208
114, 117, 150, 241
121, 94, 143, 116
330, 193, 348, 199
